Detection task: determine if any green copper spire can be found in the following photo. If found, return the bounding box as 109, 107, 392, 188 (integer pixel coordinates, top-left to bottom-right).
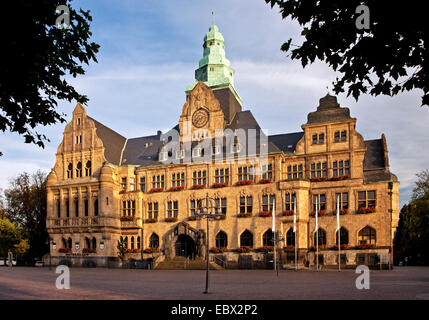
186, 19, 242, 105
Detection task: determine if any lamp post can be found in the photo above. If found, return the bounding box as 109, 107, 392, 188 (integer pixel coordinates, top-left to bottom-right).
195, 193, 223, 294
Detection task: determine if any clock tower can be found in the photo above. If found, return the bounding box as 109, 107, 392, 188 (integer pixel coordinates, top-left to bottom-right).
180, 20, 243, 142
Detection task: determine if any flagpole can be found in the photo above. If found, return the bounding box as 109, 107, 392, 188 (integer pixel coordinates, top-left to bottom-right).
337, 194, 341, 272
294, 197, 297, 271
316, 196, 318, 271
272, 198, 277, 275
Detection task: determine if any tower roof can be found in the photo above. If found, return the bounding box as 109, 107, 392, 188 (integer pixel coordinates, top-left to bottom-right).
186, 20, 241, 105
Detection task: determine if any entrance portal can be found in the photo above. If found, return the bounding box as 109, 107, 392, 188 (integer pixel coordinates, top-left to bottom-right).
175, 234, 196, 259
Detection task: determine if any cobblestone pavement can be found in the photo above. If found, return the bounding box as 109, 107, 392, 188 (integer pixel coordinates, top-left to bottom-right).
0, 266, 428, 300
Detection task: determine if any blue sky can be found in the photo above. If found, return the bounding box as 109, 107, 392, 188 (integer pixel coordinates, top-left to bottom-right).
0, 0, 428, 208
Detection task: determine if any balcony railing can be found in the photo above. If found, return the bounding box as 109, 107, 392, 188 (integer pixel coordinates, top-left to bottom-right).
49, 217, 100, 227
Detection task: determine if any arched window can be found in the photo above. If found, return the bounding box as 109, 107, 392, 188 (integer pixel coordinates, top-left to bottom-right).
240, 230, 253, 247
85, 160, 92, 176
336, 227, 349, 245
124, 236, 128, 249
131, 236, 135, 250
286, 228, 295, 246
314, 228, 327, 246
76, 162, 82, 177
358, 226, 376, 245
85, 237, 90, 248
149, 233, 159, 248
67, 163, 73, 179
62, 238, 67, 248
137, 236, 141, 249
67, 238, 72, 249
94, 199, 99, 216
215, 231, 228, 248
262, 229, 274, 247
92, 237, 97, 249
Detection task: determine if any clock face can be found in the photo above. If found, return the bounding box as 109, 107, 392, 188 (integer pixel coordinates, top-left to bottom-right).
192, 108, 209, 128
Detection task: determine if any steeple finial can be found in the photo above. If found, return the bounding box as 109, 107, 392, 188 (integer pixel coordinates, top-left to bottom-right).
212, 11, 215, 25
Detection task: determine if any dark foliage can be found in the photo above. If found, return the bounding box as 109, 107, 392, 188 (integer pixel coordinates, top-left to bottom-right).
265, 0, 428, 106
0, 0, 99, 155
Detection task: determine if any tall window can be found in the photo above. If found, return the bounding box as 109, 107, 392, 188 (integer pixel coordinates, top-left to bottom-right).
94, 199, 99, 216
65, 199, 70, 218
167, 201, 179, 218
239, 196, 252, 214
215, 198, 227, 215
287, 164, 303, 180
214, 168, 229, 183
67, 163, 73, 179
192, 170, 206, 186
358, 191, 376, 208
75, 199, 79, 217
311, 162, 327, 178
124, 237, 128, 249
92, 237, 97, 249
121, 177, 127, 190
240, 230, 253, 247
148, 202, 158, 219
263, 229, 274, 246
341, 130, 347, 141
57, 200, 61, 218
335, 192, 349, 209
84, 199, 88, 217
76, 162, 82, 177
314, 228, 327, 246
215, 231, 228, 248
313, 194, 326, 211
137, 236, 141, 249
262, 195, 275, 212
358, 226, 376, 245
85, 161, 91, 176
262, 164, 273, 180
139, 177, 146, 192
152, 175, 164, 189
131, 236, 135, 250
122, 200, 136, 216
285, 193, 296, 211
238, 166, 254, 181
286, 228, 295, 246
149, 233, 159, 248
333, 160, 350, 176
172, 172, 185, 187
336, 227, 349, 245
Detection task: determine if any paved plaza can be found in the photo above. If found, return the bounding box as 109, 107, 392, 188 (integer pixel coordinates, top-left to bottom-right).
0, 266, 428, 300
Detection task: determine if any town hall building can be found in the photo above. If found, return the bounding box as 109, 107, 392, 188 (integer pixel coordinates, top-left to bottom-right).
46, 23, 399, 269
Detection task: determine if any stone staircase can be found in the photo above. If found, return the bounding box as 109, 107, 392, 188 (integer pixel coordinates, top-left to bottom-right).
155, 257, 223, 270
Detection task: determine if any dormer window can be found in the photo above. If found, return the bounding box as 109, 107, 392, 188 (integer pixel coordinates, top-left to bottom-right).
75, 135, 82, 144
159, 151, 168, 161
213, 145, 221, 155
77, 118, 81, 126
193, 148, 201, 157
231, 142, 241, 153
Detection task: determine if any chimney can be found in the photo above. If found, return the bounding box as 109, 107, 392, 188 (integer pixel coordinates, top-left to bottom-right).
157, 130, 162, 136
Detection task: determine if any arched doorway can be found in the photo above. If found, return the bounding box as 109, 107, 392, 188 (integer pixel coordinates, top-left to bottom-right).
175, 234, 196, 259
